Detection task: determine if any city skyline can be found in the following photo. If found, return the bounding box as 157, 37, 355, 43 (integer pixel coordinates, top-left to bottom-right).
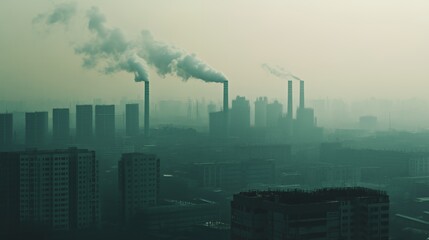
1, 0, 429, 103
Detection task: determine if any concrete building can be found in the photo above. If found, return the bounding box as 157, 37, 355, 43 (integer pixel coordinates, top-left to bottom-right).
231, 188, 389, 240
118, 153, 160, 222
266, 100, 283, 128
359, 115, 378, 130
255, 97, 268, 128
52, 108, 70, 145
0, 148, 99, 232
209, 111, 228, 138
134, 199, 219, 232
25, 112, 48, 147
0, 113, 13, 148
125, 103, 139, 137
230, 96, 250, 136
190, 159, 275, 191
76, 105, 93, 145
95, 105, 115, 145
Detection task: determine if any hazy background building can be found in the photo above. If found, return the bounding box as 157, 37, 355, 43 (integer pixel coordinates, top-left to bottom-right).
230, 96, 250, 137
76, 105, 93, 145
254, 97, 267, 128
25, 111, 48, 147
95, 105, 115, 146
52, 108, 70, 145
125, 103, 139, 137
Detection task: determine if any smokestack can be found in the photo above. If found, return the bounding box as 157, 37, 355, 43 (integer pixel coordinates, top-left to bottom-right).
144, 81, 149, 136
223, 82, 228, 113
299, 80, 305, 109
288, 80, 293, 119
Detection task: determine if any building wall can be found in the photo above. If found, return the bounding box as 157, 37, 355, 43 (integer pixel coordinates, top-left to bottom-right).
0, 113, 13, 148
231, 189, 389, 240
76, 105, 93, 145
1, 148, 99, 231
119, 153, 160, 222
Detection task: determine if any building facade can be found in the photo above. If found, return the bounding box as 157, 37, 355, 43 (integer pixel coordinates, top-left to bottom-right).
76, 105, 93, 145
118, 153, 160, 221
95, 105, 115, 145
0, 113, 13, 148
52, 108, 70, 145
231, 188, 389, 240
255, 97, 268, 128
125, 103, 139, 137
0, 148, 99, 232
25, 112, 48, 147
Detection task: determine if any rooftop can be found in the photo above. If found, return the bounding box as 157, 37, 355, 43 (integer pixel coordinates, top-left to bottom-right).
237, 187, 388, 204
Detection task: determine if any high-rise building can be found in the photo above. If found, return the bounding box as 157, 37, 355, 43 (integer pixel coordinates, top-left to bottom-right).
266, 100, 283, 128
209, 111, 228, 138
25, 112, 48, 147
231, 188, 389, 240
95, 105, 115, 145
76, 105, 93, 145
125, 103, 139, 137
0, 148, 99, 232
52, 108, 70, 145
0, 113, 13, 148
230, 96, 250, 136
254, 97, 267, 128
118, 153, 160, 222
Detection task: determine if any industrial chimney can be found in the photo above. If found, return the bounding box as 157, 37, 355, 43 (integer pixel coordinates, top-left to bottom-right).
223, 82, 228, 113
144, 81, 150, 136
299, 80, 305, 109
288, 80, 293, 119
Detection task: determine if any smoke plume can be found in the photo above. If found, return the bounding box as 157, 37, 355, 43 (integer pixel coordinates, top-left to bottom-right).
75, 7, 148, 82
139, 31, 227, 83
262, 64, 302, 81
33, 3, 77, 26
36, 5, 227, 83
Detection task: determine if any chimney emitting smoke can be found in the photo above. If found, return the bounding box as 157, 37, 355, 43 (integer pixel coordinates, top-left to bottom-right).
288, 80, 293, 119
300, 80, 305, 109
223, 82, 229, 113
144, 81, 149, 136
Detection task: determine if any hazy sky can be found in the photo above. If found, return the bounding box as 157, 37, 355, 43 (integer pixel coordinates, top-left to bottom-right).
1, 0, 429, 105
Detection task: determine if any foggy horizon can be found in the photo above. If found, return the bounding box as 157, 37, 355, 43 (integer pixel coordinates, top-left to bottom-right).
2, 1, 429, 240
2, 0, 429, 102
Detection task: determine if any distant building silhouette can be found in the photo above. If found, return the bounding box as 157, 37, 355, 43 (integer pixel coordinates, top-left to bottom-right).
76, 105, 93, 145
0, 113, 13, 148
231, 188, 389, 240
0, 148, 99, 233
52, 108, 70, 145
230, 96, 250, 136
95, 105, 115, 145
119, 153, 160, 222
359, 115, 378, 130
209, 111, 228, 138
266, 100, 283, 128
255, 97, 268, 128
25, 111, 48, 147
125, 103, 139, 137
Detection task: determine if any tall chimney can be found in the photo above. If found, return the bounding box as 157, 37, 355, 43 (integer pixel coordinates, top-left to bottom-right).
288, 80, 293, 119
144, 81, 150, 136
299, 80, 305, 109
223, 82, 228, 113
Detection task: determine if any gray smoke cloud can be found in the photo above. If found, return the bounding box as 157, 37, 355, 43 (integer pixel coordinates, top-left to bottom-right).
75, 7, 148, 82
139, 31, 227, 83
33, 3, 77, 26
262, 64, 302, 81
36, 5, 227, 83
